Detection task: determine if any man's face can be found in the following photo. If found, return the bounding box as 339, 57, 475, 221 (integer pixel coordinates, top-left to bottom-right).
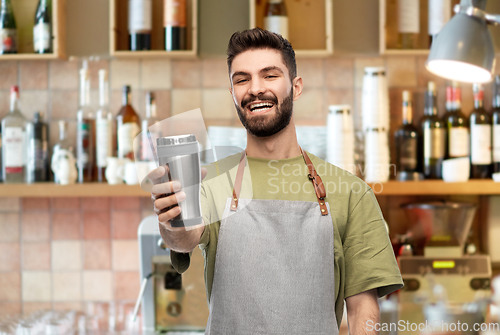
229, 48, 302, 137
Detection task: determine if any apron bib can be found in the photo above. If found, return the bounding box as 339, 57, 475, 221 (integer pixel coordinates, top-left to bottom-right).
205, 149, 338, 335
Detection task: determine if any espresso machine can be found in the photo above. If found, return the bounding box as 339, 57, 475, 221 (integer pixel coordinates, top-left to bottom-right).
138, 215, 208, 334
397, 202, 491, 333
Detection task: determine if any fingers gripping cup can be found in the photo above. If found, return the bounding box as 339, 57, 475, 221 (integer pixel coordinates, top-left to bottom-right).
156, 134, 203, 228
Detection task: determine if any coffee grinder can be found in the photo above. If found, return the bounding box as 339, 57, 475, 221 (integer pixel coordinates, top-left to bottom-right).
138, 215, 208, 334
397, 202, 491, 331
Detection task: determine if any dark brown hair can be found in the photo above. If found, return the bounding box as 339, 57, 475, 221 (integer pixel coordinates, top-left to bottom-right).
227, 28, 296, 81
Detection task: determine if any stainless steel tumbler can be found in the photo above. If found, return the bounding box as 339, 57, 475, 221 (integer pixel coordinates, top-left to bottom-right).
156, 134, 202, 228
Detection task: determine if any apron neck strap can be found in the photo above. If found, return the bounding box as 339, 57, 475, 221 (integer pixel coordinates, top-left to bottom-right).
230, 148, 329, 216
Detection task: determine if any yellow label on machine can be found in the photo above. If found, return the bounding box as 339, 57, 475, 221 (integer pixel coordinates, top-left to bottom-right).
432, 260, 455, 269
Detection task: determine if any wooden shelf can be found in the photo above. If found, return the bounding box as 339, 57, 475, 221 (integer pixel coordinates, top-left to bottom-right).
110, 0, 197, 58
250, 0, 333, 57
0, 0, 66, 60
0, 183, 150, 198
0, 180, 499, 197
369, 180, 500, 196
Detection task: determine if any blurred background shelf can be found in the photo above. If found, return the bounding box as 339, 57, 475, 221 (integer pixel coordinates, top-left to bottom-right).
0, 180, 499, 197
0, 183, 150, 197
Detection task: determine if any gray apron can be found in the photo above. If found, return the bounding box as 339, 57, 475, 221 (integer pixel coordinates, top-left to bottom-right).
205, 149, 338, 335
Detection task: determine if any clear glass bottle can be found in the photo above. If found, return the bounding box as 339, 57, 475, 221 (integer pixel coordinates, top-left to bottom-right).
395, 90, 419, 174
1, 86, 27, 183
141, 91, 160, 161
96, 69, 112, 183
398, 0, 420, 49
76, 63, 96, 183
470, 83, 492, 179
52, 120, 74, 184
421, 81, 445, 179
116, 85, 141, 160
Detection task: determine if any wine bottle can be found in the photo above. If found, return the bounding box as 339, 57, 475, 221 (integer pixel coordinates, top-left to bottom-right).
264, 0, 288, 40
443, 81, 469, 159
129, 0, 152, 51
26, 112, 49, 183
428, 0, 451, 47
0, 0, 17, 54
164, 0, 186, 51
96, 69, 112, 183
141, 92, 161, 161
470, 84, 492, 179
398, 0, 420, 49
52, 120, 73, 183
421, 82, 445, 179
76, 64, 96, 183
34, 0, 52, 54
395, 91, 419, 175
493, 75, 500, 174
117, 86, 141, 160
1, 86, 27, 183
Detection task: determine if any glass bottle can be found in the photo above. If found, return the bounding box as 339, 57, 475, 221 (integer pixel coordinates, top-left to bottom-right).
443, 81, 469, 159
0, 0, 17, 54
141, 91, 161, 161
129, 0, 152, 50
33, 0, 51, 53
421, 81, 445, 179
96, 69, 112, 183
470, 84, 492, 179
493, 75, 500, 174
1, 86, 27, 183
26, 112, 49, 183
52, 120, 74, 184
264, 0, 288, 39
116, 85, 141, 160
76, 63, 96, 183
164, 0, 187, 51
395, 90, 419, 175
428, 0, 451, 47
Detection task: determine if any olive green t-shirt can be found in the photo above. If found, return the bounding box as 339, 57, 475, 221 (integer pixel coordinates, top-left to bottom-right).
171, 151, 403, 327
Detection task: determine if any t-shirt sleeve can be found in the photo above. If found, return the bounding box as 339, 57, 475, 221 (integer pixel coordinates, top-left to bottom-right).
343, 188, 403, 298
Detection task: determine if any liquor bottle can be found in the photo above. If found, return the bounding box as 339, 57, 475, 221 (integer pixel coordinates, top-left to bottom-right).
33, 0, 52, 53
395, 91, 419, 175
1, 86, 27, 183
421, 82, 445, 179
129, 0, 152, 51
164, 0, 186, 51
443, 81, 469, 159
470, 84, 492, 179
76, 64, 96, 183
96, 69, 112, 183
141, 92, 161, 161
26, 112, 49, 183
264, 0, 288, 40
428, 0, 451, 47
116, 85, 140, 160
52, 120, 74, 184
0, 0, 17, 54
493, 75, 500, 174
398, 0, 420, 49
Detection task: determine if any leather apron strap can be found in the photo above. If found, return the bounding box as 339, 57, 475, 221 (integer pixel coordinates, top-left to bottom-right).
230, 148, 329, 215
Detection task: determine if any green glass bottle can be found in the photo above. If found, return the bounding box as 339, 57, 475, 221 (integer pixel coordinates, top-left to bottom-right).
0, 0, 17, 54
34, 0, 52, 54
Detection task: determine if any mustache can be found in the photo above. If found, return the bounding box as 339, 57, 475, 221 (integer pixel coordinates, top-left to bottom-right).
241, 94, 278, 109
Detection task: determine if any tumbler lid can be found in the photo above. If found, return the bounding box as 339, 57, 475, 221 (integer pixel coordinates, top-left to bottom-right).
157, 134, 197, 146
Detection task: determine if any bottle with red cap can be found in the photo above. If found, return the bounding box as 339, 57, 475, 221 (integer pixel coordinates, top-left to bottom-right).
442, 81, 469, 160
1, 86, 27, 183
470, 84, 492, 179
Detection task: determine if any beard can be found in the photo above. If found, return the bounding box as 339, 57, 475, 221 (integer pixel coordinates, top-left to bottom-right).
235, 89, 294, 138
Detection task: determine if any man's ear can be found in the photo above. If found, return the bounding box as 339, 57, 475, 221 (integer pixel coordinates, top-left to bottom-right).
292, 76, 303, 101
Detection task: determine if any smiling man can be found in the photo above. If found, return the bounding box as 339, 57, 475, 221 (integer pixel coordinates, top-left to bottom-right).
151, 28, 403, 334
